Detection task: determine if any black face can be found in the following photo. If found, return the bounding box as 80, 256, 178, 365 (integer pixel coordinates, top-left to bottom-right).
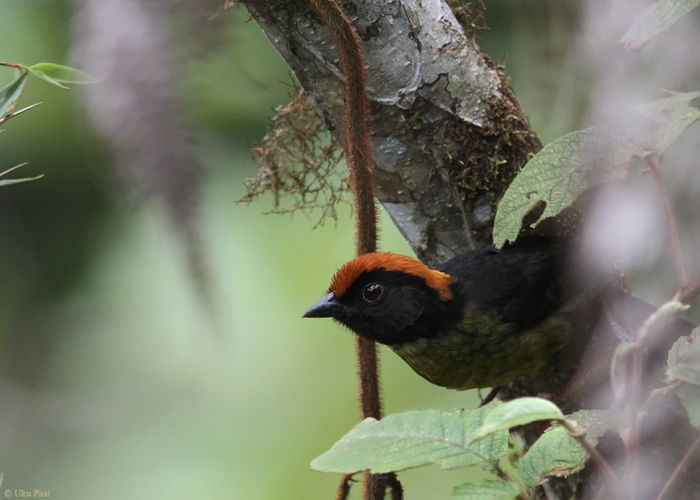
306, 269, 462, 345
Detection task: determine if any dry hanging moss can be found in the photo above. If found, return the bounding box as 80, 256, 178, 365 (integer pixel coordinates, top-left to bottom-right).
240, 88, 349, 226
446, 0, 488, 39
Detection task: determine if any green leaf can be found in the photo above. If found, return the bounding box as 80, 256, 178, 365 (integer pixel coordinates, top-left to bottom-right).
620, 0, 700, 52
28, 63, 98, 89
470, 398, 564, 442
451, 478, 521, 500
0, 175, 44, 187
667, 329, 700, 385
0, 70, 28, 119
492, 92, 700, 249
636, 92, 700, 153
519, 426, 581, 486
519, 410, 616, 486
492, 128, 637, 247
311, 405, 509, 474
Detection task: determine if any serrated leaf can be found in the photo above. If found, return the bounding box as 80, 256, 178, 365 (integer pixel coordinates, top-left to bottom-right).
311, 405, 508, 474
451, 478, 521, 500
620, 0, 700, 52
667, 329, 700, 385
0, 70, 28, 119
470, 398, 564, 442
636, 92, 700, 153
492, 128, 637, 247
494, 93, 700, 247
28, 63, 98, 88
519, 410, 616, 486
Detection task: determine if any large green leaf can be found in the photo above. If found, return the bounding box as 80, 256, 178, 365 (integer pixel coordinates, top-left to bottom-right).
311, 404, 508, 474
493, 92, 700, 247
620, 0, 700, 52
492, 128, 636, 247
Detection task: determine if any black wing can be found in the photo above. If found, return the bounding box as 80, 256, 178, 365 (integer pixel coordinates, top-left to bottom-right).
438, 238, 570, 327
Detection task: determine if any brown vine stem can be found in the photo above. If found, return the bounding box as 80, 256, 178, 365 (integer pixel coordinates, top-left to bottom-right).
646, 154, 687, 290
304, 1, 389, 499
304, 0, 378, 256
335, 473, 355, 500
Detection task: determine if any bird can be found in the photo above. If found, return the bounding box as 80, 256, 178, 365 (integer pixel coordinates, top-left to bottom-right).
303, 237, 594, 391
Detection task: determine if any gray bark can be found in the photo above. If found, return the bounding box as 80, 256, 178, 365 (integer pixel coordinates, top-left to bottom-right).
241, 0, 541, 267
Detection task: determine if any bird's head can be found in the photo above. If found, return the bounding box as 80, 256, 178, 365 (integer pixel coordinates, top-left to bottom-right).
303, 253, 460, 344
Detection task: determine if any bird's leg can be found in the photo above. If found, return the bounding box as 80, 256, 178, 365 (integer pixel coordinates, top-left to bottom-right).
479, 385, 503, 407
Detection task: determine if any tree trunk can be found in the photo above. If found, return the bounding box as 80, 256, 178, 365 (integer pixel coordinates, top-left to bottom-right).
241, 0, 540, 266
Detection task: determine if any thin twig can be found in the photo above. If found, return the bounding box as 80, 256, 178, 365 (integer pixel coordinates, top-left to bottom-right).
0, 162, 30, 178
646, 154, 687, 290
0, 102, 43, 127
679, 274, 700, 305
0, 61, 24, 70
561, 420, 623, 494
654, 431, 700, 500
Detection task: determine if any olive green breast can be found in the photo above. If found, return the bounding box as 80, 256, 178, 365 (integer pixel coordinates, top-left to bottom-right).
388, 307, 573, 390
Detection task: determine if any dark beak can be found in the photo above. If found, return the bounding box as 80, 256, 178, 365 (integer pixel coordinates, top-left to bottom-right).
303, 292, 340, 318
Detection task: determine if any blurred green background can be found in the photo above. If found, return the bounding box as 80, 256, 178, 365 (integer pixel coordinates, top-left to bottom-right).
0, 1, 586, 499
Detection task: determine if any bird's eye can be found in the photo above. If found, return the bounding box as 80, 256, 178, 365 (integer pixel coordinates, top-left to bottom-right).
362, 283, 384, 303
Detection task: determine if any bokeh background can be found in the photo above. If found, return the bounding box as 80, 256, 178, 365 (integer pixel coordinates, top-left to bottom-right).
1, 1, 699, 499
